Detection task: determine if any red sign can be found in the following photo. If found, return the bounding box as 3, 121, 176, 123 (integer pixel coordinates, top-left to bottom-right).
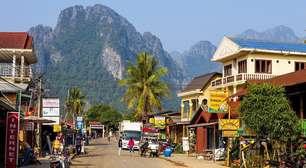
5, 112, 19, 168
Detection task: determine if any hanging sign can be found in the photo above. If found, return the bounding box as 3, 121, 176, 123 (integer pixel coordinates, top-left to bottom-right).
219, 119, 240, 130
208, 90, 228, 113
5, 112, 19, 168
53, 124, 61, 132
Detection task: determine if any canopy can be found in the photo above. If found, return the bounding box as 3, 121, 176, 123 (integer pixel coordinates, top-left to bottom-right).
23, 116, 55, 123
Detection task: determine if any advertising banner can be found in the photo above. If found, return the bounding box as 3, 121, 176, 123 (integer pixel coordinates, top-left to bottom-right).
154, 116, 165, 128
5, 112, 19, 168
208, 91, 228, 113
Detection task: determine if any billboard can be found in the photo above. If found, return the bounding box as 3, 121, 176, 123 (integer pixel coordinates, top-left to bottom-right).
154, 116, 165, 128
42, 98, 60, 125
208, 90, 228, 113
5, 112, 19, 167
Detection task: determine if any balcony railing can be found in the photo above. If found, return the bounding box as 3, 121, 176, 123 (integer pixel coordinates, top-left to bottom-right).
211, 73, 277, 88
0, 65, 31, 79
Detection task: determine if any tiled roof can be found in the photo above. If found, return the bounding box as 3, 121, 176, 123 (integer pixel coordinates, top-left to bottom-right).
0, 32, 33, 49
181, 72, 221, 92
230, 37, 306, 53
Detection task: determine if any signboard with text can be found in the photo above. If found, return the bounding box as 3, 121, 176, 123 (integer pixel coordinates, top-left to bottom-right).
42, 107, 60, 116
42, 98, 60, 108
5, 112, 19, 168
219, 119, 240, 130
154, 116, 165, 128
42, 98, 60, 125
208, 91, 228, 113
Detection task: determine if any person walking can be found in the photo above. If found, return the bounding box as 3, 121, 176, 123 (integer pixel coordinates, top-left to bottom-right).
75, 134, 82, 155
128, 137, 135, 153
118, 137, 122, 156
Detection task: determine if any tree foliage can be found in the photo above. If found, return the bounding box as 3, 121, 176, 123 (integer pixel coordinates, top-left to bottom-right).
87, 104, 122, 130
240, 83, 302, 141
65, 87, 86, 120
119, 52, 170, 121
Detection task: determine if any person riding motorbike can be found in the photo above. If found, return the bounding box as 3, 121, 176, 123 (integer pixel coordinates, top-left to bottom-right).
140, 138, 150, 157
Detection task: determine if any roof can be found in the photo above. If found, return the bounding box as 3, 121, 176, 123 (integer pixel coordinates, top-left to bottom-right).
212, 36, 306, 62
230, 37, 306, 53
0, 32, 33, 49
0, 78, 28, 93
181, 72, 221, 92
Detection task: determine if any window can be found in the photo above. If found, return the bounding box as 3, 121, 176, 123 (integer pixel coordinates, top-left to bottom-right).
255, 60, 272, 73
224, 64, 232, 77
238, 60, 247, 73
295, 62, 305, 71
191, 99, 199, 112
183, 101, 189, 118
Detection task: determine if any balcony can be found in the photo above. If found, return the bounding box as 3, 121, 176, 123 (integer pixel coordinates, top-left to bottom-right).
211, 73, 278, 88
0, 64, 32, 82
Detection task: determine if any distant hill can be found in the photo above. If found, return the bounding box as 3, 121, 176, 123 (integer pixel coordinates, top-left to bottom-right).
236, 25, 304, 43
29, 4, 183, 111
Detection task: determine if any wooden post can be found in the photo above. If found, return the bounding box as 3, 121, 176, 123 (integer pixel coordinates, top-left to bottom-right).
300, 95, 304, 119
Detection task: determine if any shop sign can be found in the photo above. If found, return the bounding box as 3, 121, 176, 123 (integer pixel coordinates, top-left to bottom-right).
77, 116, 83, 122
208, 90, 228, 113
5, 112, 19, 168
219, 119, 240, 130
222, 130, 238, 137
77, 121, 83, 129
154, 116, 165, 128
182, 137, 189, 151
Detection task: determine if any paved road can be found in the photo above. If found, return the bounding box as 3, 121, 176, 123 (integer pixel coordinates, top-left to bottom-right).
71, 138, 225, 168
71, 138, 175, 168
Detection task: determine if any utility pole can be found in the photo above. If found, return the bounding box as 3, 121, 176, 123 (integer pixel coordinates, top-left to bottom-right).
36, 77, 42, 155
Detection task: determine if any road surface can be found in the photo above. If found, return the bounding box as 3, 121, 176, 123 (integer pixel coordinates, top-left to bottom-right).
71, 138, 225, 168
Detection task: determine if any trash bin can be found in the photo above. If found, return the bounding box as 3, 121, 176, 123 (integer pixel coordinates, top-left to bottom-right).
163, 147, 172, 157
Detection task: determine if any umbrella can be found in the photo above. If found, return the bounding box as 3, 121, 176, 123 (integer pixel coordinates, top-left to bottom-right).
23, 116, 56, 123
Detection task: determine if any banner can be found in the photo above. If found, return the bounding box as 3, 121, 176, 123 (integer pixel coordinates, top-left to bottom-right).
5, 112, 19, 168
208, 90, 228, 113
154, 116, 165, 128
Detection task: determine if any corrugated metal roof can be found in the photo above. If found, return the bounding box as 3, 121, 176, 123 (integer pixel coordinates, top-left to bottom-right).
230, 37, 306, 53
181, 72, 221, 92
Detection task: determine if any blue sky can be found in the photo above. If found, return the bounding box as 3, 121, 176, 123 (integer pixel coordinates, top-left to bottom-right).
0, 0, 305, 51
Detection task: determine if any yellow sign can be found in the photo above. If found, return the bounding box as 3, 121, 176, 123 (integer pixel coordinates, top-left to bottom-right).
53, 124, 61, 132
154, 116, 165, 128
222, 130, 238, 137
209, 90, 228, 113
219, 119, 240, 130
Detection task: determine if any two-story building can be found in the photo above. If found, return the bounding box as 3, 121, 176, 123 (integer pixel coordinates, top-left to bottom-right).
0, 32, 37, 166
211, 36, 306, 94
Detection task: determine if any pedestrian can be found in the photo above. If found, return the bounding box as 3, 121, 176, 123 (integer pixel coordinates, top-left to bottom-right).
128, 137, 135, 153
118, 137, 122, 156
76, 134, 82, 155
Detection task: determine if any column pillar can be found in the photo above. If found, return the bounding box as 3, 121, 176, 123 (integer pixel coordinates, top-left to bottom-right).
21, 55, 24, 80
180, 103, 184, 120
12, 54, 16, 78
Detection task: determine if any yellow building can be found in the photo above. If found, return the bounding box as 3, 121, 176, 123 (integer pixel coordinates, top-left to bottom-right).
177, 72, 222, 137
211, 36, 306, 94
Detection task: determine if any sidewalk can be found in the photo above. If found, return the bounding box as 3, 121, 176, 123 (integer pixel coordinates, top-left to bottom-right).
160, 154, 226, 168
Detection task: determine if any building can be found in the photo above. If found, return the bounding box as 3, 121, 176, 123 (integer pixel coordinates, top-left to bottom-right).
211, 36, 306, 94
0, 32, 37, 166
176, 72, 222, 151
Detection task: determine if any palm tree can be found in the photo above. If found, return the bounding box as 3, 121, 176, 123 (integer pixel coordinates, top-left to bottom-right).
65, 87, 86, 122
119, 52, 170, 122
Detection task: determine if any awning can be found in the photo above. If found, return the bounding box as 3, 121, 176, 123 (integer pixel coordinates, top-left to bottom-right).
187, 122, 218, 128
23, 116, 55, 123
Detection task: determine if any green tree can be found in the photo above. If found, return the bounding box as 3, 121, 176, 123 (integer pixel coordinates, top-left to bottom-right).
65, 87, 86, 121
87, 104, 122, 130
240, 83, 301, 141
119, 52, 170, 122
